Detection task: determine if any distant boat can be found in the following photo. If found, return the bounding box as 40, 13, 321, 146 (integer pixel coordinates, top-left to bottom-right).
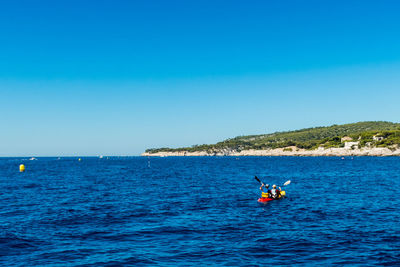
99, 155, 103, 159
29, 157, 37, 160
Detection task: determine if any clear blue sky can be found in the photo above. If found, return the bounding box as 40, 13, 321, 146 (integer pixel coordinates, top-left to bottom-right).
1, 0, 400, 156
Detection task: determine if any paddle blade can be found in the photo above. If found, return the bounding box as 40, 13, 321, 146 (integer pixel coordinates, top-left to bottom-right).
283, 180, 291, 186
255, 176, 262, 184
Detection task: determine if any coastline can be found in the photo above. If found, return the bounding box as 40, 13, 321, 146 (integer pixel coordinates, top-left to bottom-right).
141, 146, 400, 157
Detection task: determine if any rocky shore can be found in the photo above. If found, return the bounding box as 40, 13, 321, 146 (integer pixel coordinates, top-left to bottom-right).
142, 146, 400, 157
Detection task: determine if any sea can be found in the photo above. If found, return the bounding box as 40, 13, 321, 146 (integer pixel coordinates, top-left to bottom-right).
1, 156, 399, 266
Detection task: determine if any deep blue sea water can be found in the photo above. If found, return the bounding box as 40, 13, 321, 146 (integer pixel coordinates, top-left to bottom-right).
1, 156, 400, 266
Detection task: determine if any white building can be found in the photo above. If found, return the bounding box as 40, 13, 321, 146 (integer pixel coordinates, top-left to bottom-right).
344, 141, 359, 149
341, 136, 353, 142
373, 135, 384, 141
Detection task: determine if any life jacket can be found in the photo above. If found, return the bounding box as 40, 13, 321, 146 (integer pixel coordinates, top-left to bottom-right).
261, 189, 271, 198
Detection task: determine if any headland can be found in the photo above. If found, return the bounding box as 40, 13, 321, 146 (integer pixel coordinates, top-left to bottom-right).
142, 121, 400, 157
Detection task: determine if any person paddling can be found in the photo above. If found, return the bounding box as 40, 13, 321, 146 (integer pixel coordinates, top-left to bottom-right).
259, 183, 271, 198
270, 184, 282, 199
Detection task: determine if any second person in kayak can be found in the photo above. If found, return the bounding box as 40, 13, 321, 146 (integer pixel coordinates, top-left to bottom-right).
270, 185, 282, 199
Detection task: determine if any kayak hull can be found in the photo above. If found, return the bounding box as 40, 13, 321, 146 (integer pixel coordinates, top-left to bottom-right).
258, 197, 274, 202
258, 191, 286, 203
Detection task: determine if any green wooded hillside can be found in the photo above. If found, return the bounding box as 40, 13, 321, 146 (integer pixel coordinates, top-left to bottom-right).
146, 121, 400, 153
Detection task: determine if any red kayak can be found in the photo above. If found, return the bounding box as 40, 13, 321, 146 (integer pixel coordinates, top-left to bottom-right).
258, 190, 286, 202
257, 197, 275, 202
